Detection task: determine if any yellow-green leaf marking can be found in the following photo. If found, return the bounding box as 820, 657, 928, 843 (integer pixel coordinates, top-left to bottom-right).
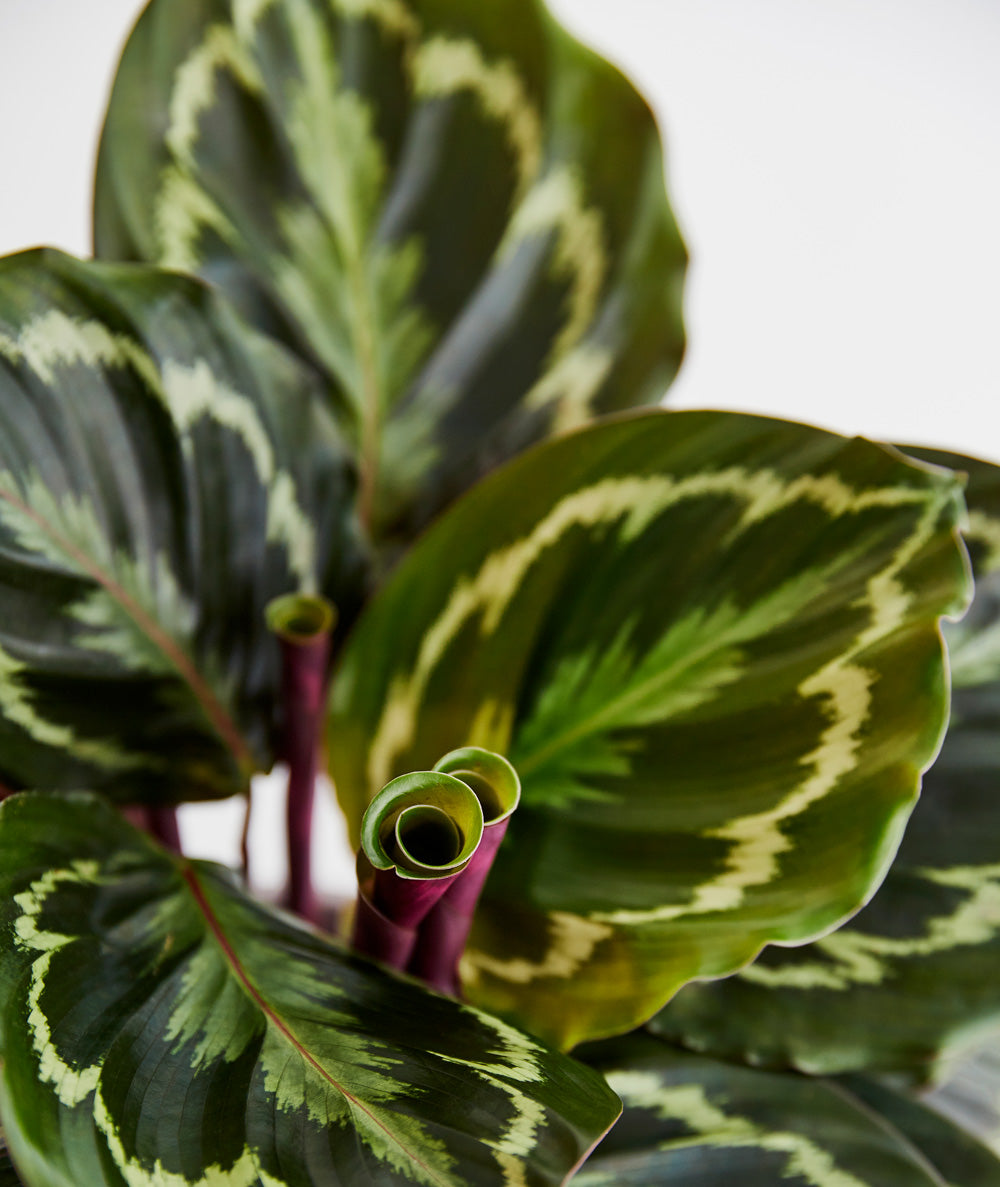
575, 1035, 1000, 1186
655, 447, 1000, 1076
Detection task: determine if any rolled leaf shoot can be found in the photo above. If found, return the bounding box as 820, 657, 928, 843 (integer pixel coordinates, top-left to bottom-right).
352, 767, 486, 970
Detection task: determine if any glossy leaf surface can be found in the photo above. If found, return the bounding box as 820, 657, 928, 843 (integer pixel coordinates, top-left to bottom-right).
654, 448, 1000, 1075
0, 792, 620, 1187
0, 249, 363, 804
843, 1075, 1000, 1182
329, 410, 970, 1047
575, 1035, 1000, 1185
922, 1035, 1000, 1154
94, 0, 686, 541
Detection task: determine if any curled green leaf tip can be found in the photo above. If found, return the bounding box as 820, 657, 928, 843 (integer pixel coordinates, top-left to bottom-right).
434, 746, 521, 825
265, 592, 337, 643
361, 770, 485, 879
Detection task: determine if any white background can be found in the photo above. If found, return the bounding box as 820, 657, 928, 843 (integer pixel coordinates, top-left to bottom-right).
2, 1, 998, 887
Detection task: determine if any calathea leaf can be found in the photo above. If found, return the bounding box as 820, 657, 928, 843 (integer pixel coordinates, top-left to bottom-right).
842, 1074, 1000, 1181
93, 0, 686, 543
652, 447, 1000, 1076
328, 409, 970, 1047
0, 791, 620, 1187
921, 1034, 1000, 1154
0, 249, 365, 804
573, 1034, 1000, 1185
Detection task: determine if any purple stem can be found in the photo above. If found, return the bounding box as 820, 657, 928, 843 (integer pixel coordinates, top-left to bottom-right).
352, 889, 419, 969
278, 627, 331, 925
352, 864, 462, 971
149, 805, 183, 853
121, 804, 183, 854
407, 818, 510, 995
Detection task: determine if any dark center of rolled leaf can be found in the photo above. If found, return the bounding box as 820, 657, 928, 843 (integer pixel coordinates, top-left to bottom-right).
393, 805, 463, 870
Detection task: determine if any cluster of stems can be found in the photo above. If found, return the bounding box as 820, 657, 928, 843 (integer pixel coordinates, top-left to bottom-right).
114, 593, 512, 999
352, 749, 520, 996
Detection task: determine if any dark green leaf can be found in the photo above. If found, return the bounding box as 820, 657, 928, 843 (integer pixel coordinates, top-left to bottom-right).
328, 410, 970, 1047
653, 448, 1000, 1076
574, 1034, 1000, 1185
0, 249, 365, 804
844, 1074, 1000, 1182
920, 1035, 1000, 1155
93, 0, 686, 543
0, 791, 619, 1187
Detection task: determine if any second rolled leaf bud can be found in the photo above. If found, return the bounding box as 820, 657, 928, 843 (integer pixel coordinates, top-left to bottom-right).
408, 748, 520, 994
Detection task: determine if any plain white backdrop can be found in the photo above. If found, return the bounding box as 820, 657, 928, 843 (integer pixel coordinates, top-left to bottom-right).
2, 1, 998, 889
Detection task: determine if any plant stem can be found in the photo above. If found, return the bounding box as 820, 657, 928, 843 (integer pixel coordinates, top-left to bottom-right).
149, 805, 183, 853
121, 804, 183, 853
240, 789, 253, 882
267, 594, 336, 926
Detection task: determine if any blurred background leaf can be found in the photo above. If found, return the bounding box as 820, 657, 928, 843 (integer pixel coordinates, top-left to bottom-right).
0, 249, 365, 804
94, 0, 686, 548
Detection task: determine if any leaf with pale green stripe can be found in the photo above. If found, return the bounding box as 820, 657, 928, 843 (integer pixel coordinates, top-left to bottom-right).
328, 410, 970, 1048
652, 447, 1000, 1076
0, 249, 365, 804
573, 1034, 1000, 1185
0, 791, 619, 1187
93, 0, 686, 543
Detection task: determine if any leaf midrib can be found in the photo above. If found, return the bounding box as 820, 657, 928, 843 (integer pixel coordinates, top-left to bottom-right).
822, 1080, 950, 1187
514, 633, 738, 779
182, 865, 452, 1187
0, 483, 255, 778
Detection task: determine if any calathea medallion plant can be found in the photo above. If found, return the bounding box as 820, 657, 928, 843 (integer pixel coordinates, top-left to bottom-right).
0, 0, 999, 1183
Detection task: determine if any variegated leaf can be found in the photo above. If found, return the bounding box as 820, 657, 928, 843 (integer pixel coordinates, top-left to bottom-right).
653, 447, 1000, 1076
0, 791, 619, 1187
93, 0, 686, 543
574, 1035, 1000, 1185
0, 249, 365, 804
328, 410, 970, 1047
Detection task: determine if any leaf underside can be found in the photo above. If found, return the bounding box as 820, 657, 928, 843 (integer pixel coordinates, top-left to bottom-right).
654, 447, 1000, 1077
94, 0, 686, 543
0, 249, 365, 804
0, 791, 620, 1187
575, 1034, 1000, 1186
329, 409, 970, 1047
